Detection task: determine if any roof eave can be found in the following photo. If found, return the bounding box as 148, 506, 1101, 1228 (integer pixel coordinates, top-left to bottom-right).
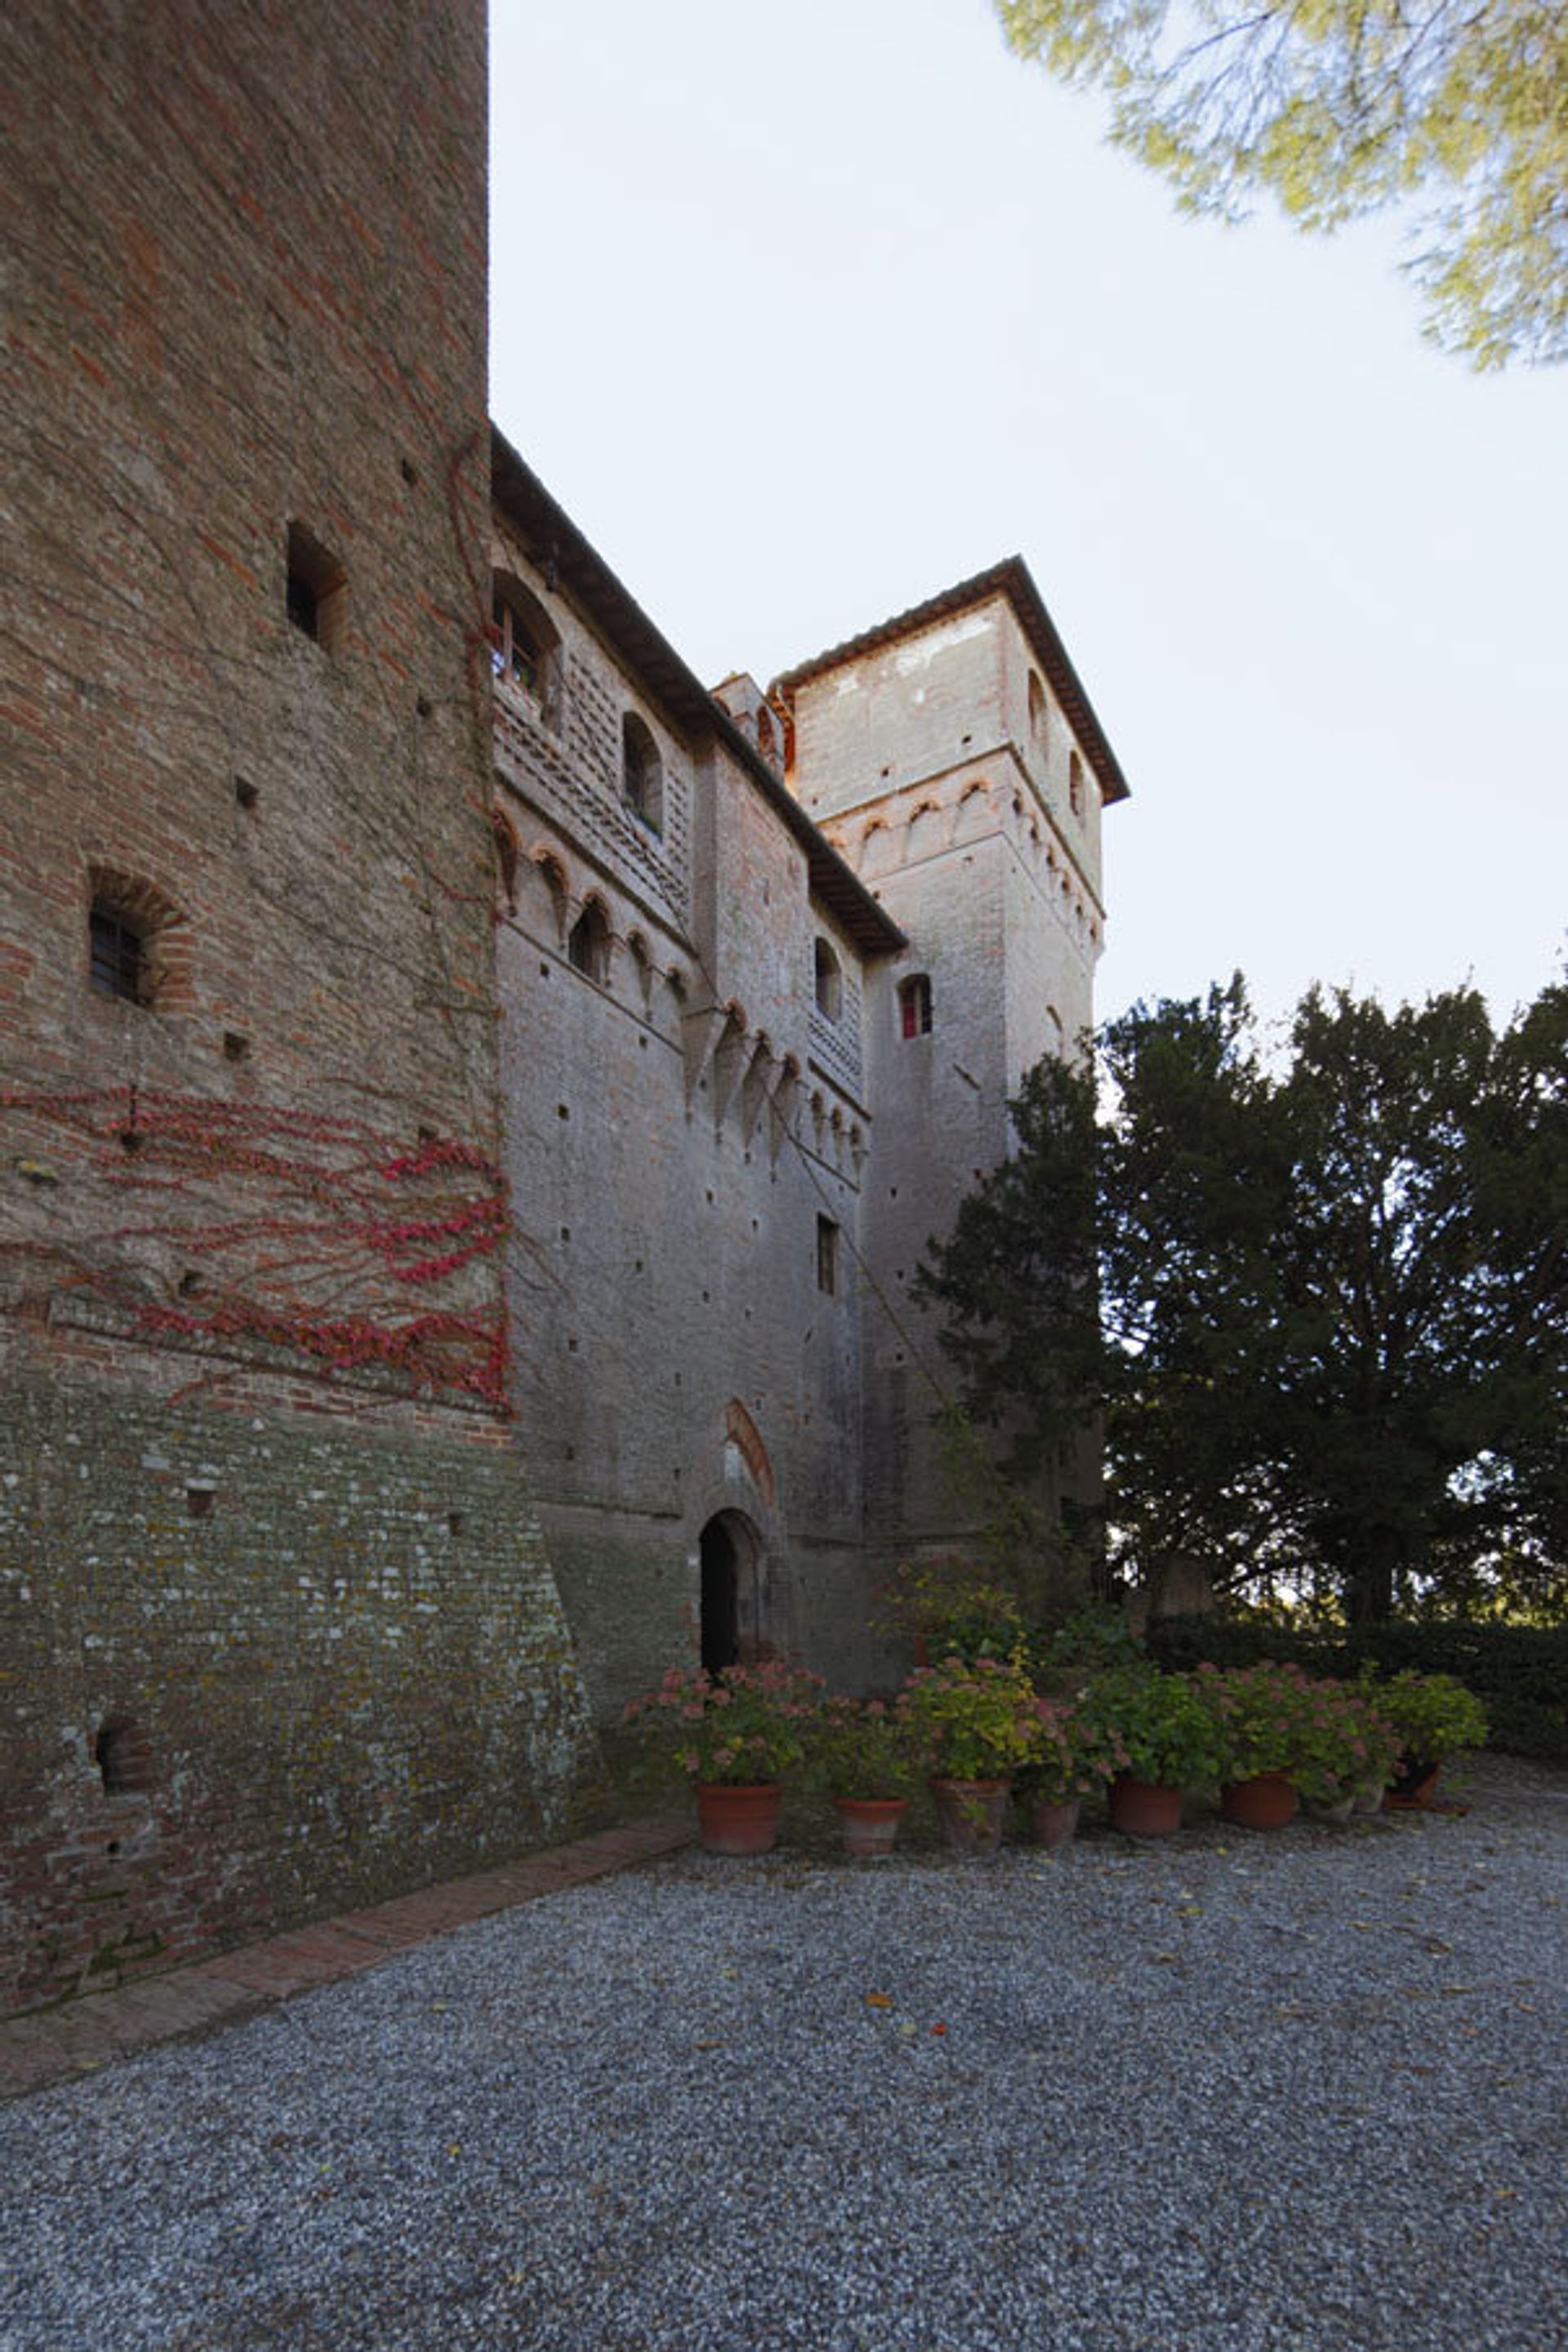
489, 426, 904, 956
772, 557, 1131, 808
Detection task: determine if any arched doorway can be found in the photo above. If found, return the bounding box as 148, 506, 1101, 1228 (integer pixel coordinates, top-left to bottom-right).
700, 1517, 740, 1674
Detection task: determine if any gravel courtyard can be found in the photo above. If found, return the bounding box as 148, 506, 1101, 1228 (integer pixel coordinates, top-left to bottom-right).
3, 1759, 1565, 2352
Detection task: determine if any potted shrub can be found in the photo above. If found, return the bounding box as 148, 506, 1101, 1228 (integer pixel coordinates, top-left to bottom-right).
804, 1694, 920, 1858
901, 1652, 1038, 1852
1015, 1694, 1129, 1848
873, 1557, 1026, 1665
621, 1660, 824, 1855
1291, 1682, 1404, 1820
1086, 1667, 1223, 1837
1371, 1669, 1489, 1808
1196, 1659, 1313, 1829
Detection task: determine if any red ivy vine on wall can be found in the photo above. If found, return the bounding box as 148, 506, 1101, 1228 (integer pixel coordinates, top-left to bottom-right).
2, 1085, 511, 1410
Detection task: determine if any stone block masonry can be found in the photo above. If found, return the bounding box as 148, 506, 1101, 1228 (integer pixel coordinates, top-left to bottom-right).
1, 1, 1131, 2016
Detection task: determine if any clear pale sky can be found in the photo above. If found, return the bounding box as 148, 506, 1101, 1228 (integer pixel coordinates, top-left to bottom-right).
488, 0, 1566, 1040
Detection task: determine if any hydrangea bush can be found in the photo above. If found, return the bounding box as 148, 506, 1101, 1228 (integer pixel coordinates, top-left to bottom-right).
621, 1662, 825, 1787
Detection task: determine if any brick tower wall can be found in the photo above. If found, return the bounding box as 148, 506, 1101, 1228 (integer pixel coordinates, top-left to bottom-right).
0, 0, 600, 2015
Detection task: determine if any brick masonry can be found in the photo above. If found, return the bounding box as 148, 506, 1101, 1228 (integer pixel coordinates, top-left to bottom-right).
1, 4, 1126, 2018
0, 0, 604, 2020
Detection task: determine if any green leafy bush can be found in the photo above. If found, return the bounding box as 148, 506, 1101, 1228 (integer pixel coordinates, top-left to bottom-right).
901, 1653, 1039, 1780
1146, 1615, 1567, 1759
1080, 1667, 1224, 1788
803, 1695, 920, 1801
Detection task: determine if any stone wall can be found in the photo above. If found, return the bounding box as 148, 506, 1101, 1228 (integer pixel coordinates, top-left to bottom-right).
791, 595, 1107, 1587
493, 697, 875, 1717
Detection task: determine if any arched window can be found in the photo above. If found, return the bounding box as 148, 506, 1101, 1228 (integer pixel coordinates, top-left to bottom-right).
813, 936, 842, 1021
1027, 669, 1049, 752
568, 898, 611, 984
621, 712, 663, 834
898, 973, 933, 1039
87, 867, 189, 1010
491, 573, 561, 727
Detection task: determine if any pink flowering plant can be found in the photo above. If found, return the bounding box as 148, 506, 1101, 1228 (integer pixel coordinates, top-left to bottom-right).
1016, 1694, 1130, 1805
803, 1694, 920, 1801
1196, 1660, 1403, 1805
621, 1660, 825, 1787
900, 1652, 1039, 1781
1300, 1686, 1403, 1806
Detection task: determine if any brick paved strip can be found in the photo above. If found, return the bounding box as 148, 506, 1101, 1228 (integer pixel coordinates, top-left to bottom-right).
0, 1815, 689, 2101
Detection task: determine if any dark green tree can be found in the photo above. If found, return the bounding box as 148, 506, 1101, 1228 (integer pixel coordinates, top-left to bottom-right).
919, 975, 1567, 1621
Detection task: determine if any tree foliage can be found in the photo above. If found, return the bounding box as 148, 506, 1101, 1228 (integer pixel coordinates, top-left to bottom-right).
918, 976, 1567, 1621
995, 0, 1568, 367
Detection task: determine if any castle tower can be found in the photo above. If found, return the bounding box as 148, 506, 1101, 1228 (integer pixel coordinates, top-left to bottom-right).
0, 0, 598, 2015
777, 564, 1129, 1601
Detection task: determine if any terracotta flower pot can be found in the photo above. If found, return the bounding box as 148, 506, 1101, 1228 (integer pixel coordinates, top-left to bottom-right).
1027, 1796, 1081, 1850
831, 1795, 908, 1860
1384, 1759, 1441, 1812
929, 1776, 1010, 1855
695, 1782, 782, 1856
1107, 1774, 1183, 1838
1220, 1771, 1299, 1830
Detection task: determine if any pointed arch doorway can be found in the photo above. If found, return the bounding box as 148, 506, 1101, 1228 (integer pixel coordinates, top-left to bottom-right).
700, 1510, 763, 1673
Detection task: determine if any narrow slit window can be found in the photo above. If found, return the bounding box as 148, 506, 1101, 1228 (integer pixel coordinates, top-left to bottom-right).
286, 522, 348, 652
816, 1214, 840, 1296
813, 937, 842, 1021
